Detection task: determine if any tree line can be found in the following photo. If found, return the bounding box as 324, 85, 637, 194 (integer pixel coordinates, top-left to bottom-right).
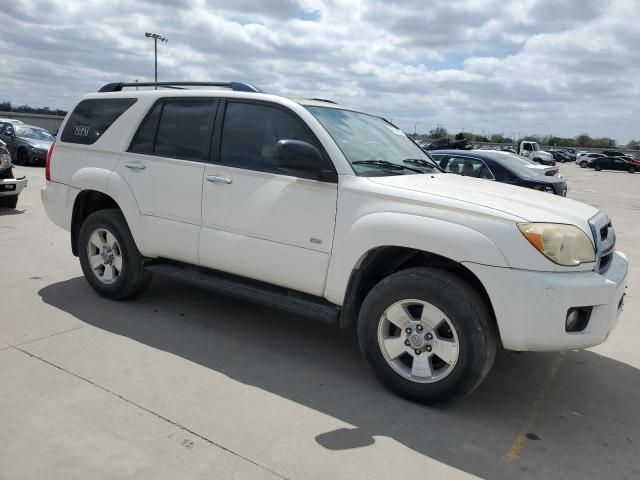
0, 101, 67, 117
411, 127, 639, 150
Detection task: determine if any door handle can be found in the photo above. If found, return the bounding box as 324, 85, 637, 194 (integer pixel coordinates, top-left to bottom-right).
125, 162, 146, 170
206, 175, 233, 184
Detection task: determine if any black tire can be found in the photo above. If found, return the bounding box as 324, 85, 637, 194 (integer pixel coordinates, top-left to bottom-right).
0, 196, 18, 209
17, 148, 29, 166
579, 161, 587, 168
629, 166, 636, 173
357, 267, 498, 404
78, 209, 151, 300
594, 165, 602, 171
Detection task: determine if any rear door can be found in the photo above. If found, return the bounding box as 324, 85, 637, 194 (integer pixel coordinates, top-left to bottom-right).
117, 98, 218, 264
199, 99, 338, 296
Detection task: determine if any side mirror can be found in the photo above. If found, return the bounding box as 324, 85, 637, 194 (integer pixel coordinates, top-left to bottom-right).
273, 139, 322, 178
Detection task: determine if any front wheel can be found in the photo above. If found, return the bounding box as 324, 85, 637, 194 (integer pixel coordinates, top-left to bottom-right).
0, 196, 18, 209
357, 267, 498, 404
594, 165, 602, 171
78, 209, 151, 300
17, 148, 29, 166
629, 166, 636, 173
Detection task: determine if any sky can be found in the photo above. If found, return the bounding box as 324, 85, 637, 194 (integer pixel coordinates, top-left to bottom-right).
1, 0, 638, 143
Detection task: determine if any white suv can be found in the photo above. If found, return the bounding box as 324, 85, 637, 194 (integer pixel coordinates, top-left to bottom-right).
41, 81, 629, 403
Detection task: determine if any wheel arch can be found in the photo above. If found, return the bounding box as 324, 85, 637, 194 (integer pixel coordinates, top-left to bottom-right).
70, 190, 121, 256
338, 246, 498, 335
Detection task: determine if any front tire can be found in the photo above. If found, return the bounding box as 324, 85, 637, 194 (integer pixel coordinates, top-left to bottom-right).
629, 166, 636, 173
0, 196, 18, 209
17, 148, 29, 166
594, 165, 602, 171
357, 267, 497, 404
579, 161, 587, 168
78, 209, 151, 300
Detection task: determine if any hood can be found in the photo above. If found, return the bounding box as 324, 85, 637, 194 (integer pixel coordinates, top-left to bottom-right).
535, 151, 553, 160
368, 173, 597, 230
22, 139, 53, 150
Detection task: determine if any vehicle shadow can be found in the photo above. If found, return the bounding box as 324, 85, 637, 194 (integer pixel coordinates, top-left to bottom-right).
39, 276, 640, 480
0, 208, 26, 216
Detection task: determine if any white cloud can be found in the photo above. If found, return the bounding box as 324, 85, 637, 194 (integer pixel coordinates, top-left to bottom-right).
0, 0, 638, 142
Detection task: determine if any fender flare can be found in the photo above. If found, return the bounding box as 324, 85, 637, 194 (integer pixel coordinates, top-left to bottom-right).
324, 212, 509, 305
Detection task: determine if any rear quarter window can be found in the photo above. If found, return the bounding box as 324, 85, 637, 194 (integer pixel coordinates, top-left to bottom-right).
61, 98, 137, 145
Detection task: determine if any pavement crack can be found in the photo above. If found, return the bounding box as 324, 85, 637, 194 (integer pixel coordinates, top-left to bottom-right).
12, 345, 290, 480
10, 326, 87, 347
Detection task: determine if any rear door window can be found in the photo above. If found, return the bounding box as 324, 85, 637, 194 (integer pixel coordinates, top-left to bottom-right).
61, 98, 137, 145
129, 99, 217, 162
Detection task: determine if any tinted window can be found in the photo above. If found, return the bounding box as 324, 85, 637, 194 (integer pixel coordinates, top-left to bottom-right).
154, 100, 216, 161
129, 103, 162, 155
61, 98, 136, 145
220, 102, 316, 173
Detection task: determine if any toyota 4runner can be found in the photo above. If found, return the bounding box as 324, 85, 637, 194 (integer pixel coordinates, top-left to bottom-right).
41, 81, 629, 403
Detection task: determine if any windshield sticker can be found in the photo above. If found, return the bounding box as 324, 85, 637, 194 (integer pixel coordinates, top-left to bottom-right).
74, 125, 90, 137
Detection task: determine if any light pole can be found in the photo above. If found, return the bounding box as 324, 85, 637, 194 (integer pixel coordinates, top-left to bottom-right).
414, 122, 420, 136
145, 32, 168, 84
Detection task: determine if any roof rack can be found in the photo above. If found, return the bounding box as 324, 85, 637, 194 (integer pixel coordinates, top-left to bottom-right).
98, 81, 263, 93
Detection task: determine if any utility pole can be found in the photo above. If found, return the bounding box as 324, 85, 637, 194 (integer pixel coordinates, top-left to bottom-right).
414, 122, 419, 135
145, 32, 168, 85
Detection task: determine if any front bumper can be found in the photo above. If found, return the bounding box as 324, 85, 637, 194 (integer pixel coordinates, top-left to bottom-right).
464, 250, 628, 351
0, 176, 28, 197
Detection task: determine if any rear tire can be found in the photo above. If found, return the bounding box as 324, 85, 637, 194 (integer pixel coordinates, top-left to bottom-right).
78, 209, 151, 300
357, 267, 497, 404
579, 161, 587, 168
629, 166, 636, 173
594, 165, 602, 171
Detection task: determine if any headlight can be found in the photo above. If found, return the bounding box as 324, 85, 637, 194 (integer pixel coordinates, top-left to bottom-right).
518, 223, 595, 266
0, 153, 10, 170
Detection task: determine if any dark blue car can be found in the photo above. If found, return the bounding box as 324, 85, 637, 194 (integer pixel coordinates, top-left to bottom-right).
430, 149, 567, 196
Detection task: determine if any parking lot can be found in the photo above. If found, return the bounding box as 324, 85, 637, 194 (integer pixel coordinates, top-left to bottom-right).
1, 163, 638, 480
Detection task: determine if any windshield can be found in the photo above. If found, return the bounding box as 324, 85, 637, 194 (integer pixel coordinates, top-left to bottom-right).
306, 106, 438, 176
15, 126, 54, 141
530, 142, 540, 151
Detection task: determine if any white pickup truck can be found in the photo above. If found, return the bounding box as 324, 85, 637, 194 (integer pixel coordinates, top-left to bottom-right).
41, 82, 629, 404
518, 140, 555, 165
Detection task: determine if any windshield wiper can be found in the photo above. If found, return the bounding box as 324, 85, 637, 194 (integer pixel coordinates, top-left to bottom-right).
352, 160, 423, 173
402, 158, 438, 170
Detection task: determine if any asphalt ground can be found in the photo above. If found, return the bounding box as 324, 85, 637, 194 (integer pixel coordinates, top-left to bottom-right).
1, 163, 638, 480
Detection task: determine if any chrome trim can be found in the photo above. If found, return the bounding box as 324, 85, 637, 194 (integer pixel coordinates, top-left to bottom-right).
589, 212, 616, 274
206, 175, 233, 184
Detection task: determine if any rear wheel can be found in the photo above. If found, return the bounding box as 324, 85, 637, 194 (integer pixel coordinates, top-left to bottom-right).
78, 209, 151, 300
579, 161, 587, 168
594, 165, 603, 171
357, 267, 497, 404
629, 166, 636, 173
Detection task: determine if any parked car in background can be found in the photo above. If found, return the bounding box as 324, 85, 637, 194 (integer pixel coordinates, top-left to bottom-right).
430, 150, 567, 195
422, 137, 470, 150
601, 150, 626, 157
0, 122, 54, 165
577, 152, 606, 167
547, 150, 573, 163
0, 140, 28, 209
590, 156, 638, 173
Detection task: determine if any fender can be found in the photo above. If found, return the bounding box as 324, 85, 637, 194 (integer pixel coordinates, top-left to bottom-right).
323, 212, 509, 305
69, 166, 150, 256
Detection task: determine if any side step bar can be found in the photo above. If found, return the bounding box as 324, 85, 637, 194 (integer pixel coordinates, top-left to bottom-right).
145, 260, 341, 324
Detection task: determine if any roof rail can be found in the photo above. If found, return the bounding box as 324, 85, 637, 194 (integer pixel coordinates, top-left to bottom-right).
98, 81, 263, 93
309, 97, 337, 104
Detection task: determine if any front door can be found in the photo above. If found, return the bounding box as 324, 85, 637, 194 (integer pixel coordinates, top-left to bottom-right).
117, 98, 218, 264
200, 100, 338, 296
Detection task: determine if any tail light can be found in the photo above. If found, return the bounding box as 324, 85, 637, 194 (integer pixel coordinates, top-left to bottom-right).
45, 142, 55, 180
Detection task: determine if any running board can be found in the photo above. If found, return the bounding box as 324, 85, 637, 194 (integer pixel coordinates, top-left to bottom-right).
145, 260, 341, 324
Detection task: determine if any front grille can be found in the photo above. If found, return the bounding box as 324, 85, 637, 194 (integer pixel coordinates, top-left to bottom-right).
589, 212, 616, 274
